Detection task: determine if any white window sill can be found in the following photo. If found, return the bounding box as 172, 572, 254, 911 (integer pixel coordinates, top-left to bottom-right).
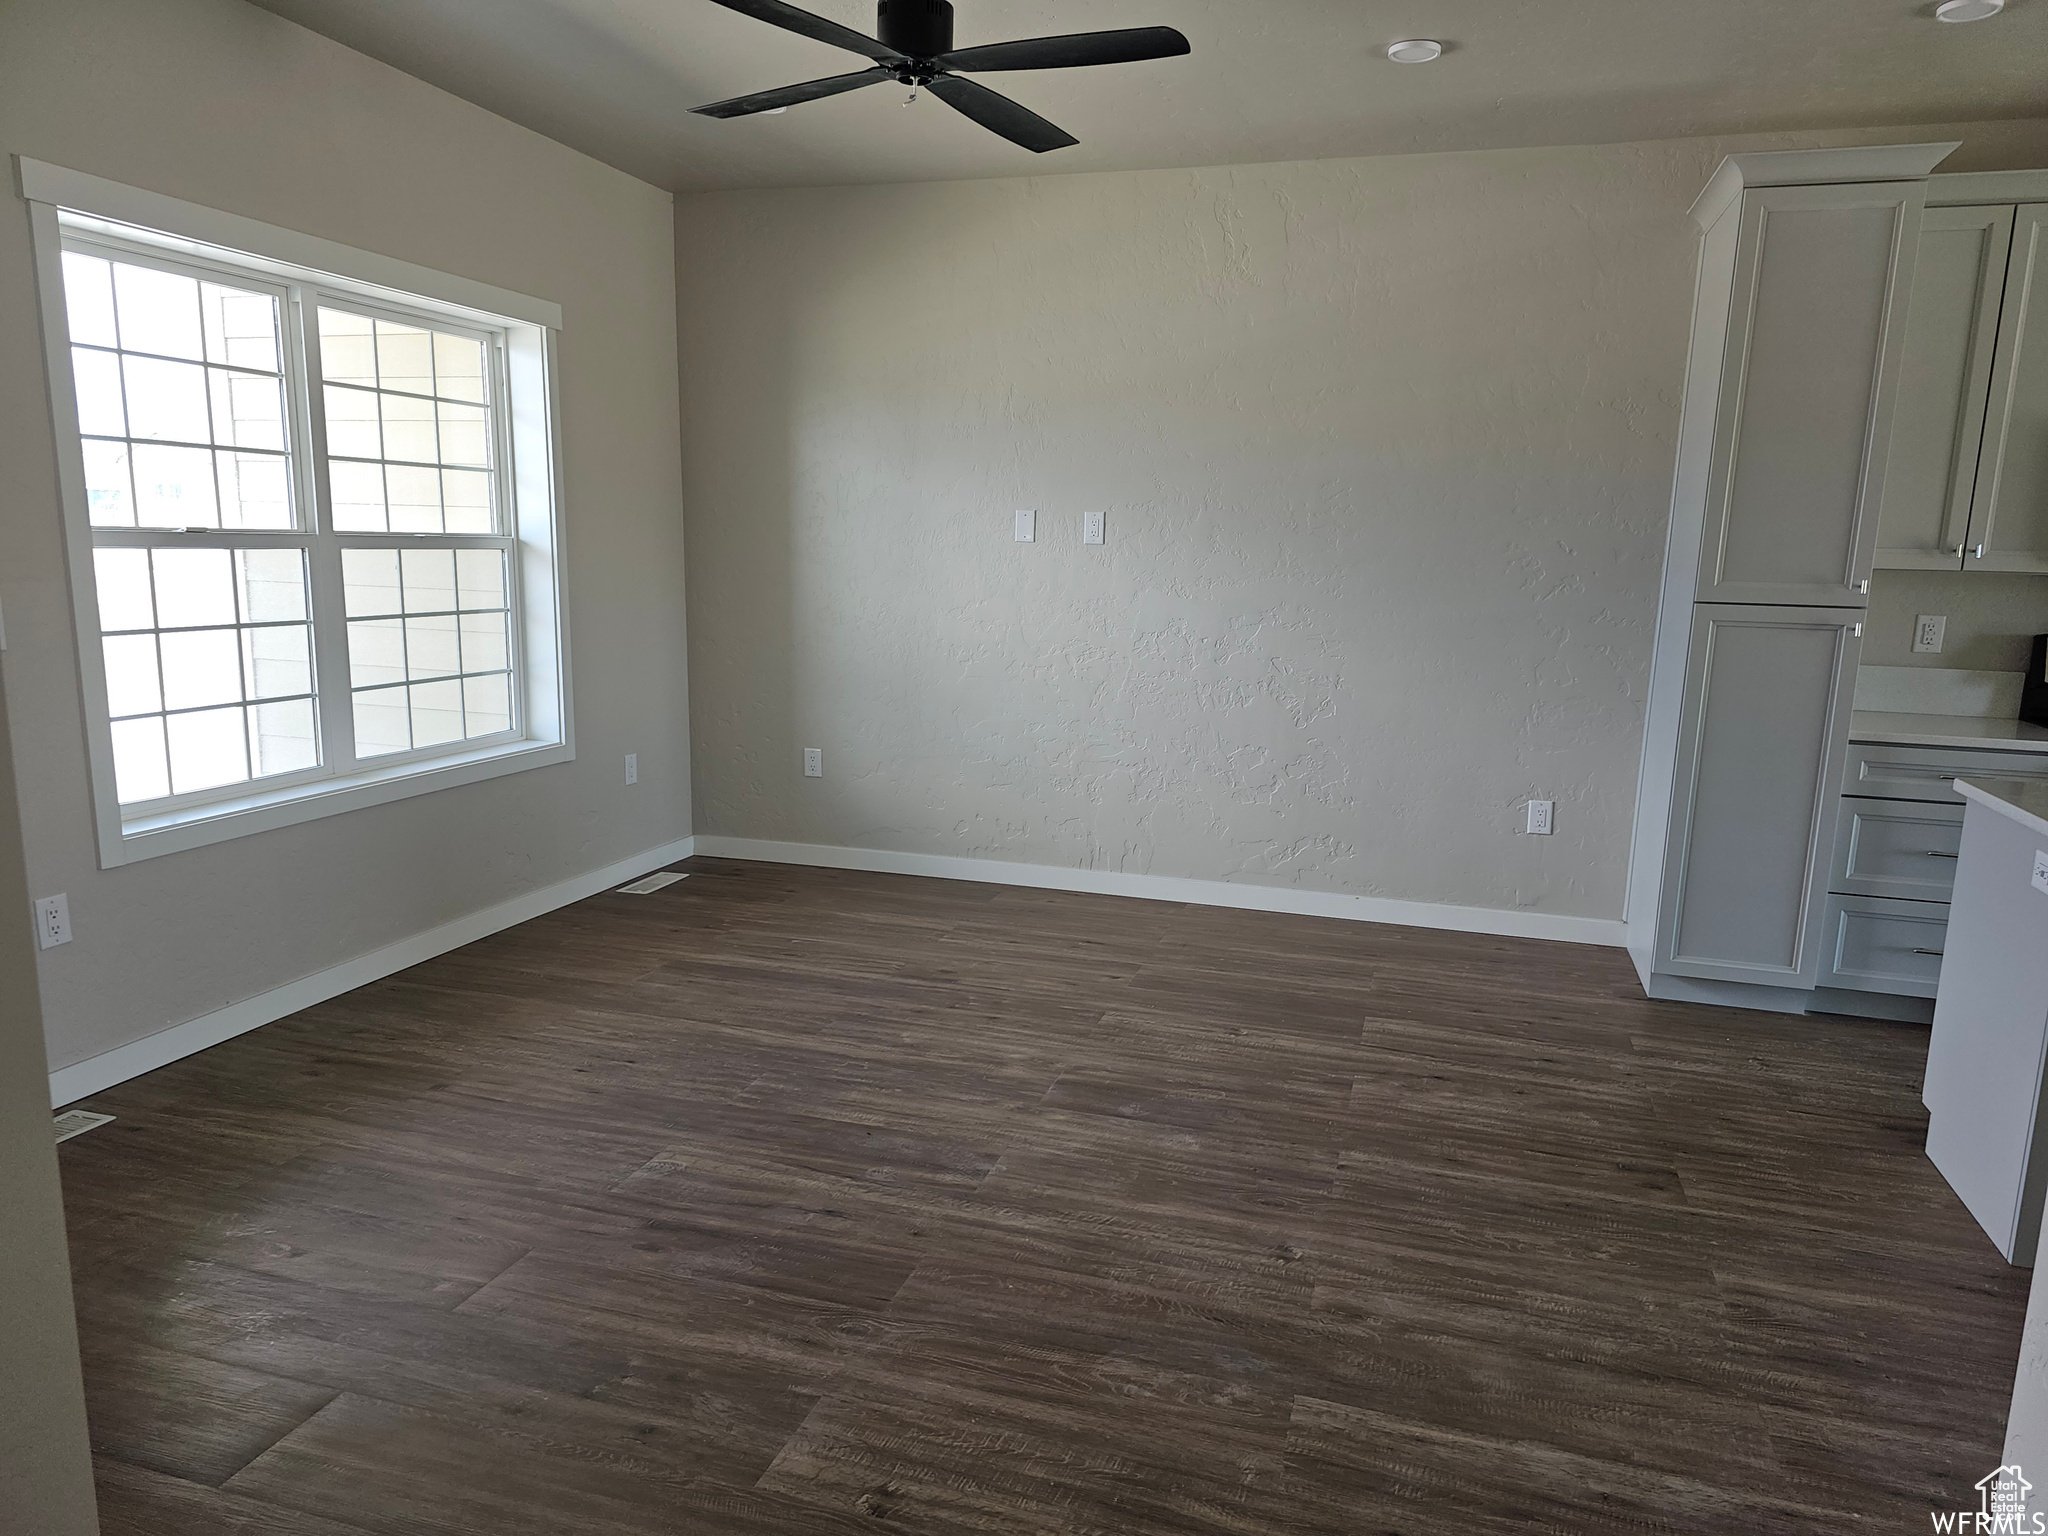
105, 737, 573, 867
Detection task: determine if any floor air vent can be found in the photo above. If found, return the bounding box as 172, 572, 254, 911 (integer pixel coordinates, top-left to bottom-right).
618, 871, 689, 894
54, 1110, 114, 1142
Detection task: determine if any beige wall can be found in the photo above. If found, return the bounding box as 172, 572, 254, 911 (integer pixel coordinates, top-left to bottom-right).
0, 670, 99, 1535
677, 121, 2048, 922
0, 0, 690, 1075
1865, 569, 2048, 673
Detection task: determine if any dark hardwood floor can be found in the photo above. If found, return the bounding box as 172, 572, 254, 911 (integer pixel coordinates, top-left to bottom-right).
57, 857, 2027, 1534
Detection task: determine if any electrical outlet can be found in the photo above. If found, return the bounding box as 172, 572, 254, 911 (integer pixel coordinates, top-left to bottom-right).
624, 753, 638, 785
33, 895, 71, 949
1014, 509, 1036, 543
2034, 850, 2048, 897
803, 748, 823, 778
1914, 614, 1947, 655
1083, 510, 1106, 546
1526, 801, 1554, 836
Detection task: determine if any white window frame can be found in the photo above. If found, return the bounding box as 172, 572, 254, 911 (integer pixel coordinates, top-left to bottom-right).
19, 159, 574, 868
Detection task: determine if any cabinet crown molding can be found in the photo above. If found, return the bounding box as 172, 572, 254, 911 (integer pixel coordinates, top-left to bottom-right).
1929, 169, 2048, 206
1690, 142, 1961, 230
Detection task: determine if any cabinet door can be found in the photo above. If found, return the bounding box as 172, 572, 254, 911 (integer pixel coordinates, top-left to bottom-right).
1699, 184, 1925, 606
1875, 205, 2013, 570
1658, 605, 1862, 986
1968, 204, 2048, 574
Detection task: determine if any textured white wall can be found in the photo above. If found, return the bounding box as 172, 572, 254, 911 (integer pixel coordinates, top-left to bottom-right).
0, 0, 690, 1071
676, 124, 2048, 923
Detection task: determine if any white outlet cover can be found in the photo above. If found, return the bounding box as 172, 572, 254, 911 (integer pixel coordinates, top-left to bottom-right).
1014, 509, 1036, 543
1526, 801, 1554, 835
33, 894, 70, 949
625, 752, 639, 785
2034, 850, 2048, 897
1083, 511, 1106, 546
804, 747, 823, 778
1913, 615, 1947, 655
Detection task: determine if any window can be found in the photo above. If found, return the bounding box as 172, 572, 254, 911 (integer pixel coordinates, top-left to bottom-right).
66, 244, 529, 805
25, 163, 570, 866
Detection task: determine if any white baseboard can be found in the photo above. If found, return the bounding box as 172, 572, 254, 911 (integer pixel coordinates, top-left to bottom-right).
52, 830, 1624, 1107
47, 835, 697, 1108
692, 836, 1628, 949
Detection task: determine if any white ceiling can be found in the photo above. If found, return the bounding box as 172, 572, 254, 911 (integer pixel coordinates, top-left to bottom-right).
243, 0, 2048, 192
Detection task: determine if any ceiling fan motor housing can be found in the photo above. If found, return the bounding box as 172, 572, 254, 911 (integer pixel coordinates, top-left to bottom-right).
878, 0, 953, 66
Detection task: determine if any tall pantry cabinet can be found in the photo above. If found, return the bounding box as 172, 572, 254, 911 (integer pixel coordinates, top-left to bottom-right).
1627, 144, 1957, 1007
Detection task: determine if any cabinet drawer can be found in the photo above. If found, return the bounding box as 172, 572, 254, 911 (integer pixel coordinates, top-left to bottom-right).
1842, 741, 2048, 803
1830, 797, 1965, 901
1818, 893, 1949, 998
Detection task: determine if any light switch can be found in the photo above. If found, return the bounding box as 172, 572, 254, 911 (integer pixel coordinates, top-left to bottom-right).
1014, 510, 1036, 543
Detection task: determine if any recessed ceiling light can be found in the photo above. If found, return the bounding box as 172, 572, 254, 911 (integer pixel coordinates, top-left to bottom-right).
1387, 38, 1444, 63
1936, 0, 2003, 19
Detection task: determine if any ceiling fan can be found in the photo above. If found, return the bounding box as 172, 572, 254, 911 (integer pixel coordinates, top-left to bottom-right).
690, 0, 1191, 153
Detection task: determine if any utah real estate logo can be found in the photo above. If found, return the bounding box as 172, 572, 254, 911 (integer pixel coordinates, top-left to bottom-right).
1935, 1465, 2042, 1533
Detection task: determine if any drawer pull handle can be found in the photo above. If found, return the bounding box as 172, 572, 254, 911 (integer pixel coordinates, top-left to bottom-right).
1913, 948, 1946, 958
1925, 851, 1960, 859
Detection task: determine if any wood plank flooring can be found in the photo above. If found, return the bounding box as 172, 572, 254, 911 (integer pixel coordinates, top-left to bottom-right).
57, 857, 2028, 1533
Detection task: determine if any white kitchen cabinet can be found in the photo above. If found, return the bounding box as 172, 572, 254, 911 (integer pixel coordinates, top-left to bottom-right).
1627, 143, 1954, 1006
1695, 182, 1925, 607
1875, 205, 2013, 569
1813, 741, 2048, 1004
1969, 204, 2048, 574
1654, 605, 1863, 986
1844, 739, 2048, 803
1829, 797, 1964, 903
1922, 781, 2048, 1264
1816, 893, 1950, 998
1878, 191, 2048, 575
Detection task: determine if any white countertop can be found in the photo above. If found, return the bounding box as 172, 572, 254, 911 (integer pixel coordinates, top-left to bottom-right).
1957, 778, 2048, 840
1850, 711, 2048, 753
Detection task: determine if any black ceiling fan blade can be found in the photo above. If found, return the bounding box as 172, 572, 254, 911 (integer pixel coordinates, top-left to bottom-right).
925, 74, 1077, 153
700, 0, 907, 65
940, 26, 1191, 73
693, 66, 893, 118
